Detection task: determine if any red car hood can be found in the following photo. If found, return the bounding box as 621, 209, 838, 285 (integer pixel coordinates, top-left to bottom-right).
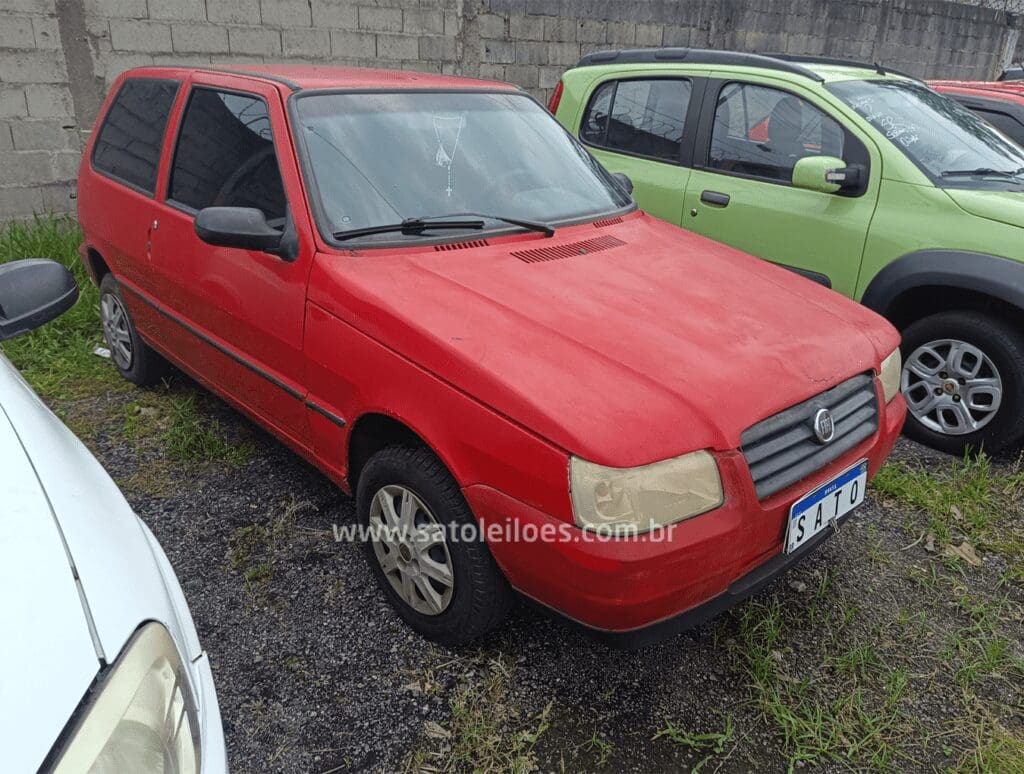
311, 213, 897, 467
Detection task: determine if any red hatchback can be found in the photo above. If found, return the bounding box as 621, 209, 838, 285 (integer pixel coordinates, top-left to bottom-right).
77, 65, 905, 647
930, 79, 1024, 147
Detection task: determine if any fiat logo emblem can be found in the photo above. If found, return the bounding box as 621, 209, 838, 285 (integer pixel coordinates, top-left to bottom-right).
813, 408, 836, 444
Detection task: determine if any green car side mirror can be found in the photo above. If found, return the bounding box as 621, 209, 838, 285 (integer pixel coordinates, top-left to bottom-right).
792, 156, 859, 194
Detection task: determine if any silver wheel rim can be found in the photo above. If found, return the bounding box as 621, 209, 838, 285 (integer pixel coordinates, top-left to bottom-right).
369, 485, 454, 616
901, 338, 1002, 436
100, 292, 133, 371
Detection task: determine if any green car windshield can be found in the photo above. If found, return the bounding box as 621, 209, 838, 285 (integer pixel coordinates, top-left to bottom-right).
828, 79, 1024, 188
293, 91, 632, 242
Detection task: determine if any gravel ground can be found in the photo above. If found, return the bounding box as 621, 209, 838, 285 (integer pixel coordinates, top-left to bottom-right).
59, 378, 1024, 774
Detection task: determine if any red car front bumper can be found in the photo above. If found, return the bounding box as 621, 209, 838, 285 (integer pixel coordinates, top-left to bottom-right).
467, 394, 906, 648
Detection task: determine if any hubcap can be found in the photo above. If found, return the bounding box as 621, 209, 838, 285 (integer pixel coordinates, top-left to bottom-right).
901, 338, 1002, 436
368, 485, 454, 616
100, 293, 133, 371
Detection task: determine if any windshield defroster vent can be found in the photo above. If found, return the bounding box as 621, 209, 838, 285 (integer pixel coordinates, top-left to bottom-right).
593, 217, 624, 228
511, 235, 626, 264
434, 239, 489, 251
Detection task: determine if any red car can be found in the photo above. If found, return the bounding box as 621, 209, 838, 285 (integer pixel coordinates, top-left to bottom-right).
930, 79, 1024, 147
77, 65, 905, 648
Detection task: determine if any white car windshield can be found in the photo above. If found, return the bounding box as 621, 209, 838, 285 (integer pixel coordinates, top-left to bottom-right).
293, 91, 632, 243
828, 78, 1024, 188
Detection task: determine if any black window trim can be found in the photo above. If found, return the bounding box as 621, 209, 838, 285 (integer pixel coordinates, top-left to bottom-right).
164, 83, 290, 218
577, 75, 705, 167
694, 77, 871, 197
89, 76, 182, 198
286, 87, 637, 250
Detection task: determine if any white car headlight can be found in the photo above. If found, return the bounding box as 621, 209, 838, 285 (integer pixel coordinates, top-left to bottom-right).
879, 347, 902, 404
54, 623, 200, 774
570, 450, 723, 534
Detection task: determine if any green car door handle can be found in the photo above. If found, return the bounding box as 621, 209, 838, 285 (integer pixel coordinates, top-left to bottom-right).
700, 191, 730, 207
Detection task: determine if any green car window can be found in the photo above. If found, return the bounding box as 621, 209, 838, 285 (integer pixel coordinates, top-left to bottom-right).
580, 78, 691, 162
828, 79, 1024, 187
709, 82, 845, 182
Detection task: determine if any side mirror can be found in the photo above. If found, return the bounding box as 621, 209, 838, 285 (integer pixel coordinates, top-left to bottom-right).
195, 207, 284, 253
611, 171, 634, 195
792, 156, 861, 194
0, 258, 79, 342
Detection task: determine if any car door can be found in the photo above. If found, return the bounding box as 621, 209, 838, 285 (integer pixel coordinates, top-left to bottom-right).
682, 76, 880, 297
147, 73, 314, 447
575, 75, 703, 226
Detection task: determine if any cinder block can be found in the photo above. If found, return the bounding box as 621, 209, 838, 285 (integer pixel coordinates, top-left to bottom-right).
483, 39, 514, 63
607, 21, 636, 47
478, 63, 506, 82
53, 150, 83, 181
0, 16, 35, 50
0, 124, 11, 151
110, 20, 173, 52
478, 13, 506, 39
282, 28, 330, 58
261, 0, 313, 28
330, 30, 376, 59
577, 20, 606, 44
24, 84, 73, 118
376, 33, 418, 60
228, 26, 282, 55
172, 24, 229, 54
207, 0, 261, 25
148, 0, 207, 21
547, 41, 580, 66
419, 35, 457, 62
539, 65, 563, 89
0, 88, 27, 119
84, 0, 147, 18
33, 16, 62, 51
505, 64, 539, 89
443, 10, 460, 37
11, 119, 77, 151
544, 16, 575, 43
0, 0, 51, 13
359, 6, 402, 33
509, 14, 544, 41
0, 186, 45, 219
404, 9, 443, 35
635, 23, 663, 47
0, 150, 55, 184
41, 182, 77, 214
312, 0, 355, 27
516, 40, 547, 64
0, 50, 67, 84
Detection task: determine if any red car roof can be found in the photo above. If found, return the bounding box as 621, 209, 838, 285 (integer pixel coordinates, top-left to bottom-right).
929, 79, 1024, 104
191, 64, 517, 92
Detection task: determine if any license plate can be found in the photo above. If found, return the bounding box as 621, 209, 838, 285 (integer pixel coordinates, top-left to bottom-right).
785, 460, 868, 554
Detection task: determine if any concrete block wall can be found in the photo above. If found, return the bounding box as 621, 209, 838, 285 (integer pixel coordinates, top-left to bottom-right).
0, 0, 1020, 219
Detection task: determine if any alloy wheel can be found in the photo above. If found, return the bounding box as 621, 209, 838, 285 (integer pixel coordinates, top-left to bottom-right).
368, 484, 455, 616
901, 338, 1002, 436
100, 292, 133, 371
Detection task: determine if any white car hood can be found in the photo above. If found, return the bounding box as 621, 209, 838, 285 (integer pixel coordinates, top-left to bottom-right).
0, 357, 203, 771
0, 394, 100, 771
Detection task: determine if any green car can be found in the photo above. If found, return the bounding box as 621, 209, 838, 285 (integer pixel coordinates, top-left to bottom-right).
551, 49, 1024, 455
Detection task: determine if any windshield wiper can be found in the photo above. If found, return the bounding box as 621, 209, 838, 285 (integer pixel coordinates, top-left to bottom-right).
941, 166, 1024, 179
333, 217, 485, 241
421, 212, 555, 237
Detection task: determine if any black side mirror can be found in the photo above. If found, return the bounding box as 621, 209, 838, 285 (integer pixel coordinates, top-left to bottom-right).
195, 207, 284, 254
611, 172, 634, 195
0, 258, 79, 342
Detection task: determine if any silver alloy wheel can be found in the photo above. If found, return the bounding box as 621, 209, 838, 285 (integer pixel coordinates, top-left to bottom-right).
901, 338, 1002, 436
100, 292, 133, 371
369, 484, 454, 616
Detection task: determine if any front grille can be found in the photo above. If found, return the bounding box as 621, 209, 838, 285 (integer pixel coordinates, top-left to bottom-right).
741, 374, 878, 499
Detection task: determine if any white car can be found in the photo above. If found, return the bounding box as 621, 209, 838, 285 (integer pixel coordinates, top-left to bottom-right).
0, 259, 227, 773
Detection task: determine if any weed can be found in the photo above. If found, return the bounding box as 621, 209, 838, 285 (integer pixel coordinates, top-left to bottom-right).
161, 393, 252, 468
653, 714, 733, 772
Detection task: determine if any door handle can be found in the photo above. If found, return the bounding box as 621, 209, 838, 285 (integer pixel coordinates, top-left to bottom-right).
700, 190, 730, 207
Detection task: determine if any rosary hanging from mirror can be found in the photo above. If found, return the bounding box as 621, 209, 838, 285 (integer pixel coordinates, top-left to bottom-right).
433, 114, 465, 197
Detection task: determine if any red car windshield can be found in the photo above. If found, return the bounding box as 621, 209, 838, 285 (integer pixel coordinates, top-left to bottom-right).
293, 91, 632, 243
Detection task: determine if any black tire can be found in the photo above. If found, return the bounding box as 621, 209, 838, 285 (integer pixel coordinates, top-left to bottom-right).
356, 445, 513, 645
98, 273, 171, 387
900, 310, 1024, 455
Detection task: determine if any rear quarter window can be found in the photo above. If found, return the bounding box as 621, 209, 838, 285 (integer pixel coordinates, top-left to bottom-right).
579, 78, 691, 162
91, 78, 180, 195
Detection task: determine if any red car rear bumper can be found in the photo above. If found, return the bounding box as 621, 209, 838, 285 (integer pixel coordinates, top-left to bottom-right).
467, 394, 906, 648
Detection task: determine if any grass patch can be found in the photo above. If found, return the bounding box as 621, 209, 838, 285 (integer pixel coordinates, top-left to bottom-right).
406, 654, 551, 773
227, 497, 312, 596
0, 215, 123, 400
873, 454, 1024, 578
653, 714, 733, 772
160, 393, 253, 468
